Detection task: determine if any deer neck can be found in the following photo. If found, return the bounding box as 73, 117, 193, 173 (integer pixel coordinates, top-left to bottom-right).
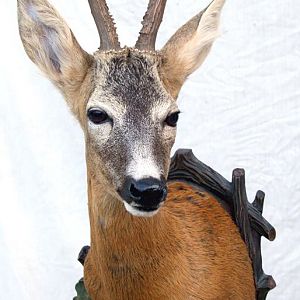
86, 171, 170, 251
84, 164, 193, 299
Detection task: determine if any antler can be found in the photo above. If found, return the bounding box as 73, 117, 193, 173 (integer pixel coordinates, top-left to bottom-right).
135, 0, 167, 50
88, 0, 120, 50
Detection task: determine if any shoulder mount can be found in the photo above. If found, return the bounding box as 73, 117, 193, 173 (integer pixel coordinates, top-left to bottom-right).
75, 149, 276, 300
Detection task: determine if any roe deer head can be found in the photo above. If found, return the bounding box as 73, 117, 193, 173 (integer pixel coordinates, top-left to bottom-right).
18, 1, 258, 299
18, 0, 225, 217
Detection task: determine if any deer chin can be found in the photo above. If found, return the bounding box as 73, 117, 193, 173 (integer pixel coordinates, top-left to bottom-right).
123, 202, 163, 217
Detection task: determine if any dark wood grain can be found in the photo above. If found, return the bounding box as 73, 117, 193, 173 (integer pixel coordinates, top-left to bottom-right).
251, 192, 277, 299
78, 245, 91, 266
232, 168, 255, 257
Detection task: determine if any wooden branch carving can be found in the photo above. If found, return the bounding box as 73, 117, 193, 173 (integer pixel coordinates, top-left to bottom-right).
232, 168, 255, 256
78, 245, 90, 266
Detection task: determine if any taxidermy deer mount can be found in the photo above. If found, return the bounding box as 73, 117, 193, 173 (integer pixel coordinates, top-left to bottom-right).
17, 0, 276, 299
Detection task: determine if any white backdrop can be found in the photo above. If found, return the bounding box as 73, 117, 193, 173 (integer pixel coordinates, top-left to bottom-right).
0, 0, 299, 299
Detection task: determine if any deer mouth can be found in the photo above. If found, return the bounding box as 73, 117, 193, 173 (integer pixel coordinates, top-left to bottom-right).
123, 202, 163, 217
135, 205, 160, 212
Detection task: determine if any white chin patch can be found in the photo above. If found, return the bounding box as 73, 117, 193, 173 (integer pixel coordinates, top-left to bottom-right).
124, 202, 160, 218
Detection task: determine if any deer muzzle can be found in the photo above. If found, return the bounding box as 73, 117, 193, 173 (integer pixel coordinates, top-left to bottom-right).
119, 177, 168, 216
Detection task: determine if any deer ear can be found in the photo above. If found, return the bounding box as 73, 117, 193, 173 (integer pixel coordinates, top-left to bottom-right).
159, 0, 225, 98
17, 0, 92, 100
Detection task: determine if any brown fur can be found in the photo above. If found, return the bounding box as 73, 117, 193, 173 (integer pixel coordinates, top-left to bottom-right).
84, 179, 255, 299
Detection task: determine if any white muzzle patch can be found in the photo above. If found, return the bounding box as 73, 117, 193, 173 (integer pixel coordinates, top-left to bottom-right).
127, 155, 161, 181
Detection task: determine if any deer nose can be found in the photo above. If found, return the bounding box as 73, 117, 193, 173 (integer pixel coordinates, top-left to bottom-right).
128, 178, 167, 208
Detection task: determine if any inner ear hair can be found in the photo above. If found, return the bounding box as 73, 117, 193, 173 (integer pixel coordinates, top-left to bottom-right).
18, 0, 92, 87
18, 0, 93, 119
159, 0, 226, 99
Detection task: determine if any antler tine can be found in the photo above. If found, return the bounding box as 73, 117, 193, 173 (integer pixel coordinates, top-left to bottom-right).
88, 0, 120, 50
135, 0, 167, 50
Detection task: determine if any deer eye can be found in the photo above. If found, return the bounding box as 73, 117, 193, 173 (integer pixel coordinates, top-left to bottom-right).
165, 112, 180, 127
87, 108, 109, 124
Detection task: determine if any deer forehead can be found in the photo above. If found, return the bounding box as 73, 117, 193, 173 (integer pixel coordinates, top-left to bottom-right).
87, 49, 177, 122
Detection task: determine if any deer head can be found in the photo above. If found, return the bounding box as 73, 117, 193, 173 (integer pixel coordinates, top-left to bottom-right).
18, 0, 225, 217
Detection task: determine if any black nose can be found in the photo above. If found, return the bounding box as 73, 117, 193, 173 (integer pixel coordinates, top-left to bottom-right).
127, 178, 167, 208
